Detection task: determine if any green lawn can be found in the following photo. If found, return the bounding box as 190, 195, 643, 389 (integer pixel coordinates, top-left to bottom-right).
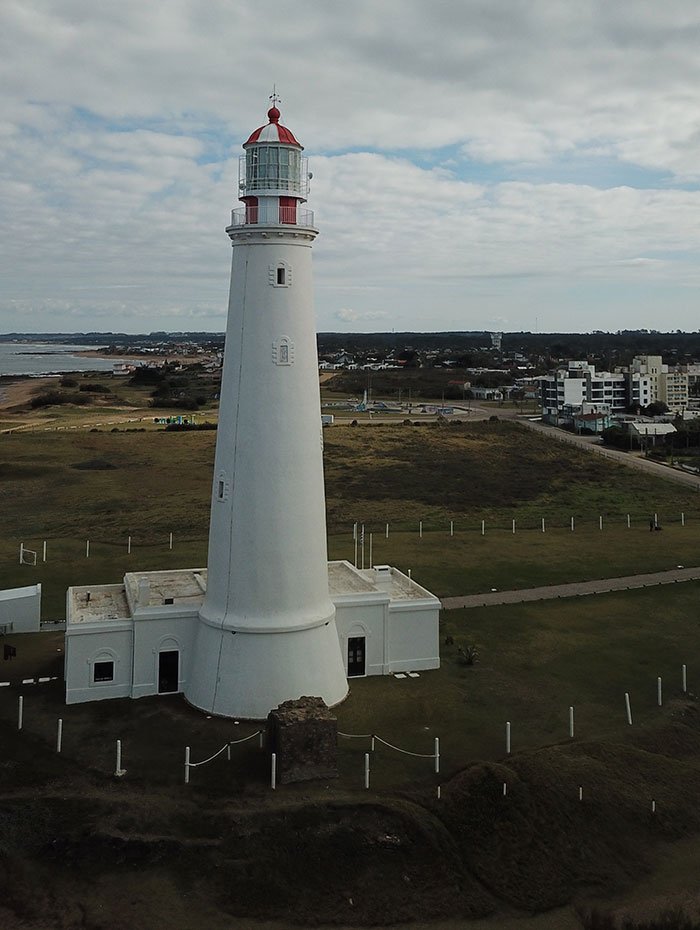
333, 582, 700, 788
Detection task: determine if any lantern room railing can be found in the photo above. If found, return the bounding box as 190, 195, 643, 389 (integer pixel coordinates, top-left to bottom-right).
228, 207, 315, 227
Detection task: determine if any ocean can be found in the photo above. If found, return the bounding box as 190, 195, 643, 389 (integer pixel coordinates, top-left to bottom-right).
0, 343, 121, 377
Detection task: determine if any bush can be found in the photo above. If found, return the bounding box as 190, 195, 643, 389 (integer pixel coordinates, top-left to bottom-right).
59, 377, 78, 388
30, 391, 90, 408
79, 383, 110, 393
164, 422, 217, 431
457, 645, 479, 666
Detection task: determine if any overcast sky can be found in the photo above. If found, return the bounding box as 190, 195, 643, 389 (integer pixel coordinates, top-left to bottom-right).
2, 1, 699, 335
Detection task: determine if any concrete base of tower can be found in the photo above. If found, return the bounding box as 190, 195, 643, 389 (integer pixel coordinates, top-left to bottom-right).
183, 616, 349, 719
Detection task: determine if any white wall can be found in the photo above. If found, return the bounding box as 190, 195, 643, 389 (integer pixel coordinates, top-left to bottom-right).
387, 604, 440, 672
0, 584, 41, 633
131, 613, 197, 699
64, 625, 133, 704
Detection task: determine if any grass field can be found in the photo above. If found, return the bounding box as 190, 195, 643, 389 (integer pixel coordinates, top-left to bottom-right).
3, 417, 700, 927
2, 419, 700, 617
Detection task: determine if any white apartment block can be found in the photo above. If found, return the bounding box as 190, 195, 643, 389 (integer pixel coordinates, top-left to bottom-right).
540, 361, 628, 419
541, 355, 690, 420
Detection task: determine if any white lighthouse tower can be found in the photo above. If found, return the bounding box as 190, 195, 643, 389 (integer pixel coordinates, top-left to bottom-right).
184, 100, 349, 719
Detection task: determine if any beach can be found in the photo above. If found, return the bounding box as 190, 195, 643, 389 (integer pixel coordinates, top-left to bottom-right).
0, 376, 59, 411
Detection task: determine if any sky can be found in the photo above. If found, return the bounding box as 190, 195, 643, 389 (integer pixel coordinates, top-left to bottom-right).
1, 1, 699, 335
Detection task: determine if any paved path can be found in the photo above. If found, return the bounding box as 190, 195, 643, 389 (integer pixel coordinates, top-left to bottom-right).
441, 565, 700, 610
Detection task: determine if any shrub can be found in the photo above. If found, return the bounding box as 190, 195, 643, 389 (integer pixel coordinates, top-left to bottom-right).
79, 383, 110, 393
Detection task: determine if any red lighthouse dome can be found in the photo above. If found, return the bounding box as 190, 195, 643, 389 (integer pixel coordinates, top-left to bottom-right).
244, 106, 302, 148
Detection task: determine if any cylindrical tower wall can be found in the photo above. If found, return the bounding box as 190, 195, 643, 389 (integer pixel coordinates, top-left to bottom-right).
201, 227, 332, 633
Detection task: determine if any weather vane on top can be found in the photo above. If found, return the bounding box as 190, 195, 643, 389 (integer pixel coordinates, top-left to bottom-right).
269, 86, 281, 107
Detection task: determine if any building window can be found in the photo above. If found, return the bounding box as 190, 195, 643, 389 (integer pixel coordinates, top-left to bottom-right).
94, 661, 114, 683
277, 267, 286, 286
279, 343, 289, 364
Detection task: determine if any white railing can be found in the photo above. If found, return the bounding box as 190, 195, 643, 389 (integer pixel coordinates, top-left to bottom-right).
228, 207, 315, 227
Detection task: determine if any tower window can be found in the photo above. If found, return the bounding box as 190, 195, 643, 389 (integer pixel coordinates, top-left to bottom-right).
269, 262, 292, 287
217, 472, 229, 501
273, 338, 294, 365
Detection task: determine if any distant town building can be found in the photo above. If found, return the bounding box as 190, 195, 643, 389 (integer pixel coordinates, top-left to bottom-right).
541, 354, 690, 421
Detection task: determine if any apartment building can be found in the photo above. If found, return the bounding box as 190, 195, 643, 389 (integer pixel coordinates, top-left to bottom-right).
540, 361, 628, 419
628, 355, 688, 414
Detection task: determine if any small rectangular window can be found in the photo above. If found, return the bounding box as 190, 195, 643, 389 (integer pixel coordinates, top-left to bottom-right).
94, 661, 114, 683
277, 267, 286, 285
218, 479, 225, 499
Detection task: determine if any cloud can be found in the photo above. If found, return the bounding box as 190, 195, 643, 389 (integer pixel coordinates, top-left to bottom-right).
334, 308, 389, 324
1, 0, 700, 331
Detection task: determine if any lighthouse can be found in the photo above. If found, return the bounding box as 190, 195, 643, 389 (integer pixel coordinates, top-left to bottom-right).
183, 100, 349, 719
62, 103, 439, 710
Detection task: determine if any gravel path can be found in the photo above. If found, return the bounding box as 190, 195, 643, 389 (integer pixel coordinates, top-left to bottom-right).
441, 565, 700, 609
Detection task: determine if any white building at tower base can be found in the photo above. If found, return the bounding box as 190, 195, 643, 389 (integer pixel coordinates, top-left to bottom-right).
64, 562, 440, 710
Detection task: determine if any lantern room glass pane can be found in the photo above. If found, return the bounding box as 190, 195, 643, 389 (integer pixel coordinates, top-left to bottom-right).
246, 146, 302, 192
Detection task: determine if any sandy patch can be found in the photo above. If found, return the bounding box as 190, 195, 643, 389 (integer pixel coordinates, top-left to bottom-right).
0, 376, 59, 411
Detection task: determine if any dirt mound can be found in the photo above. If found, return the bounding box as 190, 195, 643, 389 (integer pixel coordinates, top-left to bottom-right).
3, 708, 700, 927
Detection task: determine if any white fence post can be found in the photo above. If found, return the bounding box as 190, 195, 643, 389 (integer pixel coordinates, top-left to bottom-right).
599, 516, 603, 531
258, 730, 264, 749
17, 695, 23, 730
579, 786, 583, 801
569, 706, 575, 738
682, 664, 688, 693
571, 516, 575, 532
364, 752, 370, 789
271, 752, 277, 790
625, 692, 633, 726
681, 512, 686, 527
115, 739, 126, 776
369, 533, 373, 568
434, 737, 440, 774
541, 517, 545, 533
56, 718, 63, 753
86, 539, 90, 558
184, 746, 191, 784
627, 513, 631, 529
18, 543, 23, 565
481, 519, 485, 536
657, 677, 663, 707
506, 721, 511, 754
127, 535, 132, 554
169, 531, 173, 550
43, 540, 47, 563
419, 520, 423, 538
450, 520, 454, 537
385, 522, 389, 539
512, 519, 516, 534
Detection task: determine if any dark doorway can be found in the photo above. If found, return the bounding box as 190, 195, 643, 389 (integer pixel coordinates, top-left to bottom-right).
158, 650, 179, 693
347, 636, 366, 677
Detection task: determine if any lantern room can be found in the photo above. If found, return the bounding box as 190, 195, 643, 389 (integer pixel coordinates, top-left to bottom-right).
233, 104, 312, 227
